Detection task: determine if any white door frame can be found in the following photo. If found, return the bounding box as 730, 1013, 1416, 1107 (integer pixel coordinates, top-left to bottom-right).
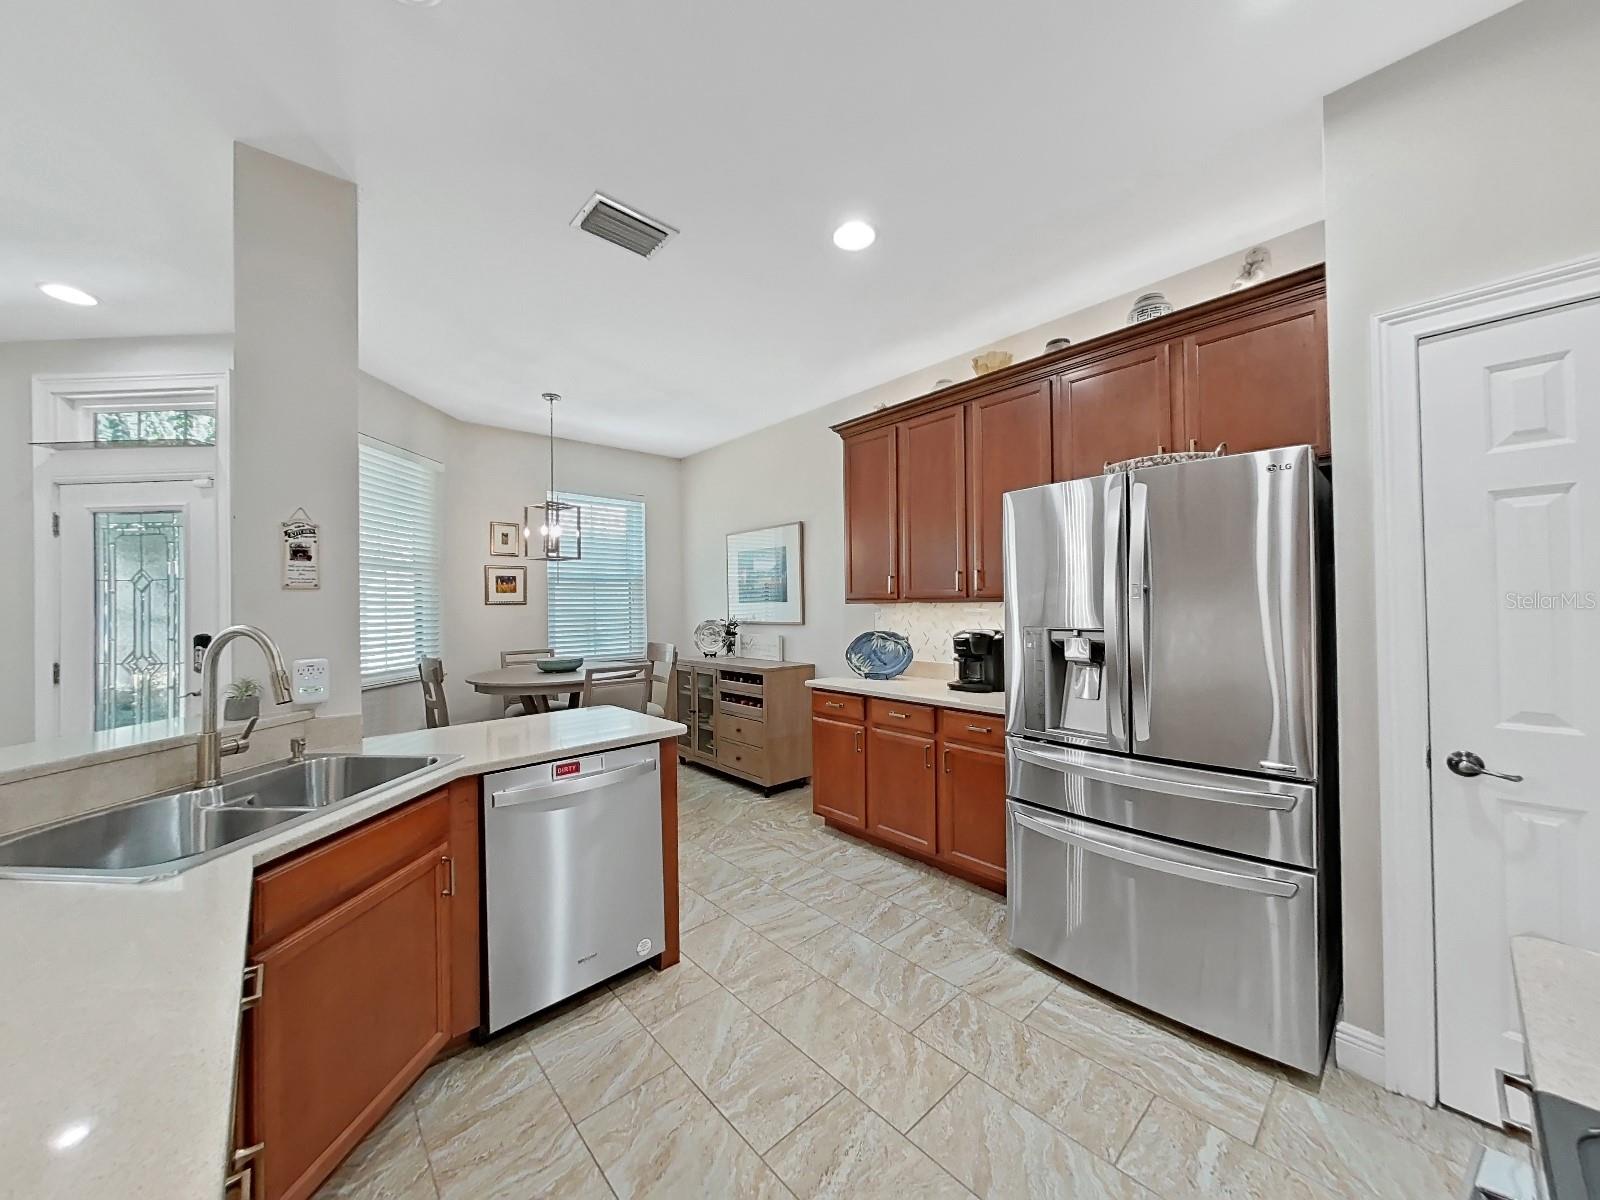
1372, 253, 1600, 1102
30, 370, 233, 740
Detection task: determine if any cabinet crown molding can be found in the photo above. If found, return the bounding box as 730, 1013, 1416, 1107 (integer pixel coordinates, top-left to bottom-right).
832, 264, 1326, 439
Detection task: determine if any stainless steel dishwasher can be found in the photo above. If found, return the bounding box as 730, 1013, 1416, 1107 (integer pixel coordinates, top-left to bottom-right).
482, 742, 665, 1033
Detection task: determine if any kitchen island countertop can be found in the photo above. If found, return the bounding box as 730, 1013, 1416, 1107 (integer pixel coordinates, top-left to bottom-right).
0, 707, 683, 1200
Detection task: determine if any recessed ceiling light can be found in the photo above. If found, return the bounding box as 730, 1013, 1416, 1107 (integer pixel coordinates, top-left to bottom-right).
832, 220, 876, 252
38, 282, 99, 307
393, 0, 442, 7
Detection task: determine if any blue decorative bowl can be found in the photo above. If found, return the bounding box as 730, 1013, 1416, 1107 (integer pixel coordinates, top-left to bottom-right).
845, 631, 913, 680
536, 656, 584, 672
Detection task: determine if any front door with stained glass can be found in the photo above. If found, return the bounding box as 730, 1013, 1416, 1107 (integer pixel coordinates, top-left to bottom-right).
54, 480, 219, 737
92, 510, 186, 730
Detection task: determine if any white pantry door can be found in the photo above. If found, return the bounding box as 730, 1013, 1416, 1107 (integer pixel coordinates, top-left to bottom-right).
1423, 296, 1600, 1123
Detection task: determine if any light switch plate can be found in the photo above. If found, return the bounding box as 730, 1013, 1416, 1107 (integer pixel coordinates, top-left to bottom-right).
291, 658, 330, 706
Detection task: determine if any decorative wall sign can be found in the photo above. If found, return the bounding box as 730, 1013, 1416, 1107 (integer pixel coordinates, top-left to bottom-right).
737, 630, 785, 661
726, 521, 804, 624
281, 509, 321, 590
489, 520, 520, 557
484, 564, 527, 605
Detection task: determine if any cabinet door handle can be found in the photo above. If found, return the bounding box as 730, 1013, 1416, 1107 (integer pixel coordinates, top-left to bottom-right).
225, 1143, 264, 1200
240, 964, 265, 1011
441, 855, 456, 897
1188, 438, 1198, 452
854, 729, 862, 753
975, 566, 983, 590
886, 574, 894, 594
824, 700, 845, 709
1156, 443, 1167, 455
943, 747, 952, 774
966, 724, 993, 734
924, 744, 933, 770
887, 710, 909, 720
954, 568, 962, 591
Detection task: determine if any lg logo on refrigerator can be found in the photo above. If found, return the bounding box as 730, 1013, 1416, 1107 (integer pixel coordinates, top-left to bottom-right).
1266, 462, 1294, 473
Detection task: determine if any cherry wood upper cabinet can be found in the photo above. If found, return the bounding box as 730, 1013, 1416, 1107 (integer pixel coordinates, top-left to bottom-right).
897, 406, 968, 600
1181, 295, 1329, 456
967, 380, 1053, 599
811, 714, 866, 830
842, 427, 899, 601
1053, 342, 1177, 481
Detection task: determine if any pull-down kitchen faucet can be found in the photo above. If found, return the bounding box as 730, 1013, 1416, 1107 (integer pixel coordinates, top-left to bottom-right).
196, 625, 294, 786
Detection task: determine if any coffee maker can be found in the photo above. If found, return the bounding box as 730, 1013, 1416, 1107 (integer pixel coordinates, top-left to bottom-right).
949, 630, 1004, 692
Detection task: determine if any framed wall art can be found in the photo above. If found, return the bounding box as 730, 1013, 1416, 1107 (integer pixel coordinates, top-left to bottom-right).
726, 521, 803, 624
489, 520, 521, 557
484, 564, 527, 605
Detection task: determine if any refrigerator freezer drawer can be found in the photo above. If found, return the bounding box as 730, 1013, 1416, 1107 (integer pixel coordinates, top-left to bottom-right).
1007, 738, 1318, 868
1007, 800, 1330, 1073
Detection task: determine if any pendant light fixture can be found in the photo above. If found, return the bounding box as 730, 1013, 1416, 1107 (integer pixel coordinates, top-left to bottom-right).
523, 392, 582, 561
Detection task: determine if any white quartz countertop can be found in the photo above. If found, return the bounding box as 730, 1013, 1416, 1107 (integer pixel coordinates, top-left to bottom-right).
1512, 935, 1600, 1113
807, 675, 1007, 716
0, 708, 683, 1200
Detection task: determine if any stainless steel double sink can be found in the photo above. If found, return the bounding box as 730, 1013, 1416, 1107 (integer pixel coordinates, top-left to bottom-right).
0, 754, 444, 882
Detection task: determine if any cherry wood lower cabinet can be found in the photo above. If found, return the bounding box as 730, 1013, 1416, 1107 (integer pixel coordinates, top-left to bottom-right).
811, 690, 1007, 891
241, 779, 480, 1200
811, 714, 866, 830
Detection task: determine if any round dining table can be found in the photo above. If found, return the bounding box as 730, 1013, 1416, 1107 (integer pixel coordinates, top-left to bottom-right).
464, 661, 641, 714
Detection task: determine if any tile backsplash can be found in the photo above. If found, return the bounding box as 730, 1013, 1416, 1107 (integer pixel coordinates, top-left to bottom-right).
874, 602, 1003, 663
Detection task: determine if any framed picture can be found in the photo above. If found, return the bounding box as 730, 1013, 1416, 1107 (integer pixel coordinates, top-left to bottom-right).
726, 521, 803, 624
489, 520, 521, 557
484, 565, 527, 605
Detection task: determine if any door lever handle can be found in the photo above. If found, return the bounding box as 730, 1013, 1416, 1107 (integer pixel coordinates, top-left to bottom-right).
1446, 750, 1523, 783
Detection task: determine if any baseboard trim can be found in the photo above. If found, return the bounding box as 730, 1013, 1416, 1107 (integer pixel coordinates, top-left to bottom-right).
1334, 1021, 1387, 1084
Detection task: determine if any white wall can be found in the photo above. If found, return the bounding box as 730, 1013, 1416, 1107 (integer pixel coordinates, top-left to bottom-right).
0, 334, 233, 746
1323, 0, 1600, 1036
359, 374, 684, 735
231, 144, 362, 719
681, 226, 1327, 677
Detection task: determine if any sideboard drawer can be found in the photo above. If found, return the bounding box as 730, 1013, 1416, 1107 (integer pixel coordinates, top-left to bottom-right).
717, 741, 768, 779
719, 712, 767, 748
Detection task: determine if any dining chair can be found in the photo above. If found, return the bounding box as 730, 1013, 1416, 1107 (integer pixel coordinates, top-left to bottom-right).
643, 641, 678, 719
418, 656, 450, 729
577, 662, 653, 713
499, 648, 554, 716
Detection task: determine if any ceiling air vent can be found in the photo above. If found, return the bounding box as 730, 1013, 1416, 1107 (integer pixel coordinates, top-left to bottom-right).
571, 192, 678, 259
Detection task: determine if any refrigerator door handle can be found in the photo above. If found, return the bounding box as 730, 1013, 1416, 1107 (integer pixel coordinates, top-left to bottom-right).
1010, 743, 1300, 810
1128, 481, 1151, 743
1011, 807, 1300, 898
1103, 473, 1128, 752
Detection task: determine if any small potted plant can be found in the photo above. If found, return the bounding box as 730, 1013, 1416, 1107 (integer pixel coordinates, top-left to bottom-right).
225, 678, 263, 723
720, 617, 740, 657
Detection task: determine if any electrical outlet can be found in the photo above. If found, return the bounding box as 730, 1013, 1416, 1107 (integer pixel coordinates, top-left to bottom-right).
291, 658, 330, 706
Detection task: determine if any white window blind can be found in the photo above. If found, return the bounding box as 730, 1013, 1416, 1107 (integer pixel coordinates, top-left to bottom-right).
359, 438, 442, 686
546, 491, 647, 658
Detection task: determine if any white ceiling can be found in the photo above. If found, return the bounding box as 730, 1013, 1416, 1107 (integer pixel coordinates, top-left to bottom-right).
1, 0, 1516, 457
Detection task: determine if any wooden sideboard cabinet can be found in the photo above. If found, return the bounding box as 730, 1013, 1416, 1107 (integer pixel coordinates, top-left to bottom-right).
672, 657, 815, 793
835, 265, 1329, 602
811, 689, 1007, 891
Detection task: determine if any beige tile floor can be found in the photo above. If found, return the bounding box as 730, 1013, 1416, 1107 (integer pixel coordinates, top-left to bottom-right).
316, 764, 1525, 1200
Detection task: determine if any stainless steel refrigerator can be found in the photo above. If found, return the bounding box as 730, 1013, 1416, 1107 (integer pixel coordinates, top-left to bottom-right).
1002, 444, 1338, 1073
